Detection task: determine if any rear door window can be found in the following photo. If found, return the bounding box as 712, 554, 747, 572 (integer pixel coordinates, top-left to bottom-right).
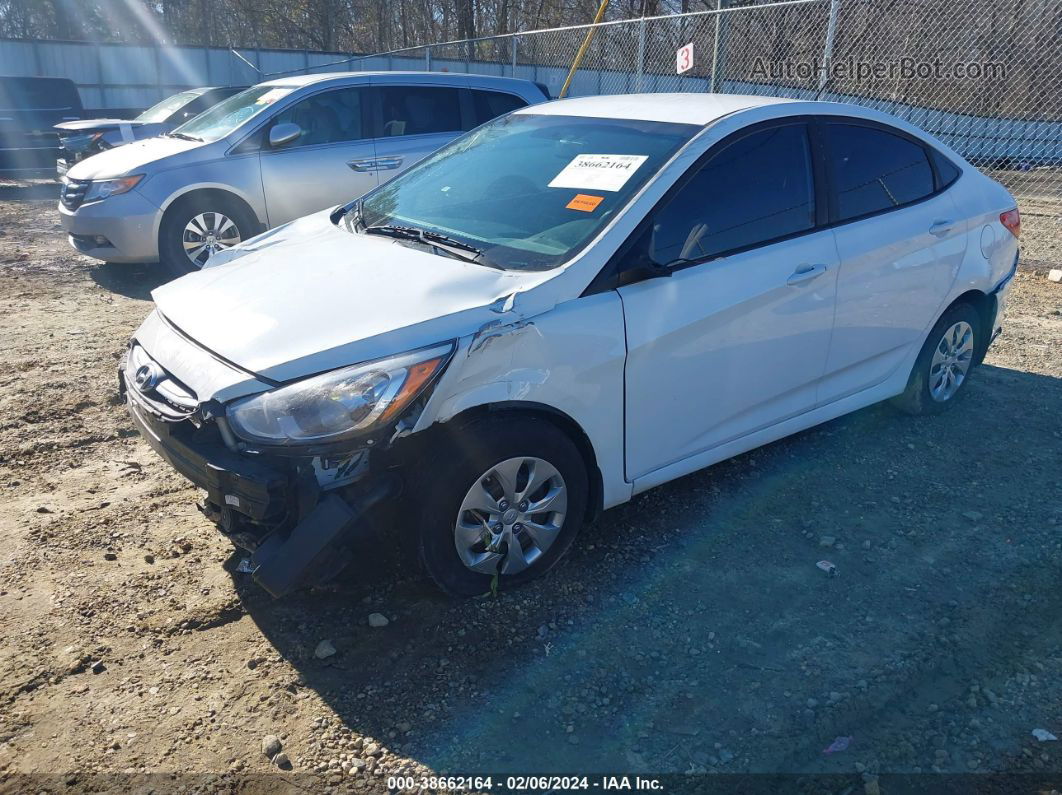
646, 123, 816, 266
468, 89, 527, 128
824, 122, 935, 221
379, 86, 462, 137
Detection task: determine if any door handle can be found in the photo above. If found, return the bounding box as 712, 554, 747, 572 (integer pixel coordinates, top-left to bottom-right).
929, 220, 954, 237
347, 159, 377, 172
374, 156, 404, 171
787, 263, 827, 286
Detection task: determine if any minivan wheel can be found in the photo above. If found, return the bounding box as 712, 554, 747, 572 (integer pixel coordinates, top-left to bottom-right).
891, 303, 981, 416
415, 415, 588, 597
159, 195, 257, 278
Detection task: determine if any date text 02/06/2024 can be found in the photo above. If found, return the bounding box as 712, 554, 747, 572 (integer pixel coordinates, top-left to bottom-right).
385, 776, 664, 791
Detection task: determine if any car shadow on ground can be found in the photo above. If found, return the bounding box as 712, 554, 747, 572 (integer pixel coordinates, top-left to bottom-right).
89, 260, 170, 300
235, 363, 1062, 775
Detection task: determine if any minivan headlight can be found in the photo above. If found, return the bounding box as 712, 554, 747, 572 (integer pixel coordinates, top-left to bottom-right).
226, 343, 455, 446
84, 174, 143, 202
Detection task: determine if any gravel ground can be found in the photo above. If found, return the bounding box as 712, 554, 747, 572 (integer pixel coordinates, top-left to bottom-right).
0, 182, 1060, 791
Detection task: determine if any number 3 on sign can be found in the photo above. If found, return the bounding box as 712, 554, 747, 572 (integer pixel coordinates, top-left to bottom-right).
676, 42, 694, 74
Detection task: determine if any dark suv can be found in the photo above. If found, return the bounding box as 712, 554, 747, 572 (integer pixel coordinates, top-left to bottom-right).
0, 76, 83, 174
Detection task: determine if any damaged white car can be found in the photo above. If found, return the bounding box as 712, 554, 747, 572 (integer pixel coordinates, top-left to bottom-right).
121, 93, 1019, 596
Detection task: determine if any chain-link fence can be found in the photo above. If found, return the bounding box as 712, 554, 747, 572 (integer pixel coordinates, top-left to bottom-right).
287, 0, 1060, 222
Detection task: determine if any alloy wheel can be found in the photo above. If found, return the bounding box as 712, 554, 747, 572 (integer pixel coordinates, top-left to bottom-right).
182, 211, 241, 268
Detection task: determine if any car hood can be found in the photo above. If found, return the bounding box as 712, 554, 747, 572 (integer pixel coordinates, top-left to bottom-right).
65, 135, 200, 179
55, 118, 143, 133
150, 210, 562, 383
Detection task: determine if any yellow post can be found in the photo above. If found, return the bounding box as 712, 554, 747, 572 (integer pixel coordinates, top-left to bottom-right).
558, 0, 611, 99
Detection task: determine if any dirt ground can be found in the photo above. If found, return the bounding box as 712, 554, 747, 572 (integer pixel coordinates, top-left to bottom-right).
0, 181, 1060, 792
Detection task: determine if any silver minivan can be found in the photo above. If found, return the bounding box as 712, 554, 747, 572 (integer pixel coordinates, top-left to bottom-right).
58, 72, 549, 275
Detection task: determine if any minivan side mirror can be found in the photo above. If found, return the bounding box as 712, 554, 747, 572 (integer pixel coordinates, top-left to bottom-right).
268, 122, 301, 148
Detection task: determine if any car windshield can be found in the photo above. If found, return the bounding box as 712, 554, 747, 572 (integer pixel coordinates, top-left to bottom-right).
171, 85, 294, 142
135, 90, 200, 123
357, 113, 699, 271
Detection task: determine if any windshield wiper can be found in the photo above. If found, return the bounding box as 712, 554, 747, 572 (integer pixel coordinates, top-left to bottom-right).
363, 224, 493, 266
167, 132, 202, 142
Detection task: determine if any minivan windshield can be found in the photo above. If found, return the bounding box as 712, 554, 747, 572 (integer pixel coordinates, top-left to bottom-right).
357, 113, 699, 271
136, 90, 199, 123
171, 85, 293, 142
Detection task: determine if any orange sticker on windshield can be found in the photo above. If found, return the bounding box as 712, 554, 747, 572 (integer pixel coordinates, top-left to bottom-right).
566, 194, 604, 212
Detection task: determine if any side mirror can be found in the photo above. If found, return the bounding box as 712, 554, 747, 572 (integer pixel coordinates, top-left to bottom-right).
268, 122, 301, 148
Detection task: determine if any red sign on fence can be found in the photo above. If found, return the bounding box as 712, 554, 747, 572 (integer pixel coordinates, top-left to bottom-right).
676, 42, 694, 74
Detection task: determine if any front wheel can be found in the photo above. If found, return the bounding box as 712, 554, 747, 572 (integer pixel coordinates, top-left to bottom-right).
415, 415, 589, 596
891, 302, 982, 415
159, 195, 257, 278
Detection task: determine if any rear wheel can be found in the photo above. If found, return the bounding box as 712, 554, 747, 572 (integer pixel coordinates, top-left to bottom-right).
415, 415, 588, 597
159, 194, 257, 278
891, 303, 981, 415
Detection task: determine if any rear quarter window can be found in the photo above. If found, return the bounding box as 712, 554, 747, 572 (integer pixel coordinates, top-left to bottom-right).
469, 90, 527, 128
931, 148, 962, 189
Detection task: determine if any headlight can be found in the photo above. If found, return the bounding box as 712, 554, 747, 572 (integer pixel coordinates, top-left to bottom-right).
84, 174, 143, 202
226, 343, 455, 447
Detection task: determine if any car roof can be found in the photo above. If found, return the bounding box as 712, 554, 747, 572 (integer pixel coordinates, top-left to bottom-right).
259, 71, 539, 90
514, 92, 797, 125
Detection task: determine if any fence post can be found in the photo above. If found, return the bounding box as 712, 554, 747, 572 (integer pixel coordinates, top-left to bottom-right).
709, 0, 726, 93
511, 35, 518, 78
818, 0, 840, 94
31, 40, 43, 76
96, 43, 107, 109
425, 46, 432, 71
635, 17, 646, 92
153, 45, 162, 101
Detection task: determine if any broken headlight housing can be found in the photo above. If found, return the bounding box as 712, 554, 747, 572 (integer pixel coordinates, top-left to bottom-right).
226, 343, 454, 447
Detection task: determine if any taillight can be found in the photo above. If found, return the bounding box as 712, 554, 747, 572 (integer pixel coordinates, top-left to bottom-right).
1000, 208, 1020, 238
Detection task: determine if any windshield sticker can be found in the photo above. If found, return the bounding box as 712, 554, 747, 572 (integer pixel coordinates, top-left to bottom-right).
566, 194, 604, 212
549, 154, 649, 192
254, 88, 292, 105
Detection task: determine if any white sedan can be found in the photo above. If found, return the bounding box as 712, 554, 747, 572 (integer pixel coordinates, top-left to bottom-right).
119, 93, 1020, 597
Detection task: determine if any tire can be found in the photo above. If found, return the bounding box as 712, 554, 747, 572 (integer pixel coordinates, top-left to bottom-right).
159, 194, 258, 279
415, 414, 589, 597
891, 302, 981, 416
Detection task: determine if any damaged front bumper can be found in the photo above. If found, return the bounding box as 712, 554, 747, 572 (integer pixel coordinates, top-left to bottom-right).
121, 370, 399, 597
